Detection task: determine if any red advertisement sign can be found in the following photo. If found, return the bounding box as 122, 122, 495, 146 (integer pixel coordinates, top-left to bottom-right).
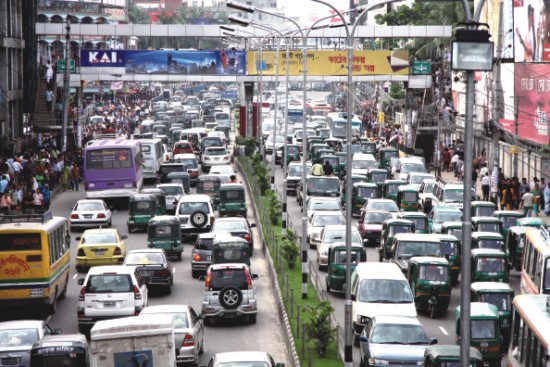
511, 64, 550, 145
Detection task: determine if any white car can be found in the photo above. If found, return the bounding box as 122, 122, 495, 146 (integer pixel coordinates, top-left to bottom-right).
264, 134, 286, 154
208, 164, 235, 183
305, 197, 342, 219
157, 183, 185, 212
317, 225, 362, 270
201, 146, 231, 173
307, 211, 346, 248
207, 130, 227, 145
70, 199, 112, 231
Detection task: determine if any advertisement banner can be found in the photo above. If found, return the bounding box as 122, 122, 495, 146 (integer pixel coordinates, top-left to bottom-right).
246, 50, 409, 76
477, 0, 513, 59
80, 50, 246, 75
512, 64, 549, 144
514, 0, 550, 62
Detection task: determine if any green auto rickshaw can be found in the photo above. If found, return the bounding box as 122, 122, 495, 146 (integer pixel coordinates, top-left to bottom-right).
382, 179, 407, 201
471, 232, 506, 252
211, 236, 251, 268
378, 219, 415, 261
313, 148, 335, 165
441, 221, 463, 239
471, 201, 497, 217
165, 171, 191, 194
141, 188, 167, 216
319, 154, 339, 175
308, 143, 329, 161
471, 248, 509, 283
437, 234, 461, 284
342, 175, 368, 206
335, 151, 347, 179
379, 146, 399, 170
218, 183, 247, 217
471, 216, 503, 235
471, 282, 515, 350
455, 303, 501, 367
398, 212, 429, 234
127, 193, 158, 232
147, 215, 183, 260
492, 210, 524, 238
325, 242, 366, 293
515, 216, 547, 228
316, 128, 331, 141
351, 183, 379, 216
366, 168, 389, 192
408, 256, 452, 318
397, 185, 420, 212
280, 144, 301, 168
423, 345, 484, 367
505, 226, 530, 270
360, 141, 377, 155
196, 175, 222, 205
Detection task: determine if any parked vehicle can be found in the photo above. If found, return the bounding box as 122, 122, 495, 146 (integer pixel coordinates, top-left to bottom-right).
325, 242, 366, 293
146, 216, 183, 260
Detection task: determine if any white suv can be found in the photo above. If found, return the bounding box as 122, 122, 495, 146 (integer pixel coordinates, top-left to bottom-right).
77, 265, 148, 335
175, 194, 216, 239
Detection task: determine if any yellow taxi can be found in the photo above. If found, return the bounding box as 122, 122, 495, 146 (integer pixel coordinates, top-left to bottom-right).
75, 228, 127, 272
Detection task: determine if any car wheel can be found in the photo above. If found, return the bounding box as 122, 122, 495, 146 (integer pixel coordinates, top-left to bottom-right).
219, 285, 243, 309
190, 211, 208, 227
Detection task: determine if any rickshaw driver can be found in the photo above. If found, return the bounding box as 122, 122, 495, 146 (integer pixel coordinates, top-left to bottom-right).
471, 320, 493, 339
424, 266, 441, 281
323, 161, 334, 176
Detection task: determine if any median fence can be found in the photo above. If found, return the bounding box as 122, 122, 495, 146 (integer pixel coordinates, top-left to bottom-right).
235, 152, 345, 367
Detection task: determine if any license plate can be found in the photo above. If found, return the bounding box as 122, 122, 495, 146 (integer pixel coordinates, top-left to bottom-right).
1, 358, 18, 366
83, 215, 93, 219
206, 255, 211, 261
142, 270, 154, 276
104, 301, 116, 308
166, 196, 174, 202
94, 250, 106, 256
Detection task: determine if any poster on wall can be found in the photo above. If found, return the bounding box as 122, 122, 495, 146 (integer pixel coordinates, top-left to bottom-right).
514, 0, 550, 62
477, 0, 514, 59
80, 50, 246, 75
512, 63, 550, 145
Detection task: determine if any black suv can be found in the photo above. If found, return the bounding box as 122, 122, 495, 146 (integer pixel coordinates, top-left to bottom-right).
211, 217, 256, 256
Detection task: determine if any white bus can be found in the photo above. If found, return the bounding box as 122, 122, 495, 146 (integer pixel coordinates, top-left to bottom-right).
139, 138, 164, 181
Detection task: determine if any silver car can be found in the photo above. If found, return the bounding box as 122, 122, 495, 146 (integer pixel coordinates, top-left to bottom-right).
201, 146, 231, 173
0, 320, 61, 367
200, 263, 258, 325
140, 304, 205, 366
201, 351, 285, 367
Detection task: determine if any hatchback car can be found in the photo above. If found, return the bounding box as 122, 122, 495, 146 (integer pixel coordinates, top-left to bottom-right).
191, 233, 216, 278
307, 211, 346, 248
211, 217, 256, 256
75, 228, 127, 272
200, 263, 258, 325
140, 304, 205, 366
70, 199, 112, 231
201, 146, 231, 173
363, 199, 400, 219
201, 351, 285, 367
77, 265, 148, 335
123, 249, 173, 294
0, 320, 61, 367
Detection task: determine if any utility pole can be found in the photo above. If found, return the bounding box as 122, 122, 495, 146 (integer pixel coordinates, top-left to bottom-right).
513, 96, 519, 177
491, 0, 504, 174
62, 16, 71, 152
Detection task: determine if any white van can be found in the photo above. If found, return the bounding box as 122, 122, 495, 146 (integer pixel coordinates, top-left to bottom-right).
396, 157, 426, 180
139, 138, 164, 180
90, 315, 175, 367
351, 262, 416, 345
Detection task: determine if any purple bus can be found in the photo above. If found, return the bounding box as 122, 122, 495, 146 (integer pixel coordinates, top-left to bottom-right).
84, 138, 144, 199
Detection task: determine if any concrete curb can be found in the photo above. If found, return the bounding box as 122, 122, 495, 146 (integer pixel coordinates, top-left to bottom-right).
234, 156, 301, 367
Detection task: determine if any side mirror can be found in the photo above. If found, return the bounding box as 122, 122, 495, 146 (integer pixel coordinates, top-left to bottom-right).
77, 278, 85, 286
429, 338, 438, 345
359, 335, 368, 342
75, 237, 81, 241
251, 274, 259, 280
250, 223, 256, 228
121, 235, 128, 240
53, 328, 63, 335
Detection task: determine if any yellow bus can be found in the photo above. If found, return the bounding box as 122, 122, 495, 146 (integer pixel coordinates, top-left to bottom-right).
508, 295, 550, 367
519, 227, 550, 295
0, 211, 70, 314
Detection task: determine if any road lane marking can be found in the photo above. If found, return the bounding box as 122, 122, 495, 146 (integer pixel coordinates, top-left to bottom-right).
73, 273, 78, 279
173, 268, 176, 274
439, 326, 448, 336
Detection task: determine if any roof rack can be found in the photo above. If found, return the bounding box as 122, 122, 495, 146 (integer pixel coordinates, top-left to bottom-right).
1, 211, 53, 224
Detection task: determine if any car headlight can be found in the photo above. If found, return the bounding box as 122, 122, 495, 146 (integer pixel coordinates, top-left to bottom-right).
368, 358, 389, 366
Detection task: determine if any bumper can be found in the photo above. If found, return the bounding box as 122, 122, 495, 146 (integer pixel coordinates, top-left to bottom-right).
86, 188, 138, 199
202, 303, 258, 318
76, 257, 124, 269
192, 261, 211, 272
362, 234, 381, 246
177, 346, 198, 364
70, 219, 110, 229
142, 170, 157, 179
181, 226, 212, 237
143, 276, 172, 287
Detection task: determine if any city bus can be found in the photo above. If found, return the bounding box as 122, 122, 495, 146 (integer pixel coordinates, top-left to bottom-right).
508, 294, 550, 367
84, 138, 143, 200
137, 138, 164, 182
326, 112, 362, 139
0, 211, 71, 314
519, 227, 550, 295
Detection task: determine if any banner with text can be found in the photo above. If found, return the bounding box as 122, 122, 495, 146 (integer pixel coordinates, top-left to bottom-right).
80, 50, 246, 75
246, 50, 409, 76
512, 63, 549, 145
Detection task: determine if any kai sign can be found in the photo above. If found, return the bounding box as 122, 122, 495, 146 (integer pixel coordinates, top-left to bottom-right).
246, 50, 409, 76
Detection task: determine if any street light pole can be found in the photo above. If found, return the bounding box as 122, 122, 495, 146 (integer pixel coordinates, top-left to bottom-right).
62, 16, 71, 152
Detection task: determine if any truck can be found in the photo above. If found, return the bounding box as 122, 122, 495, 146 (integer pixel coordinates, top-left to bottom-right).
90, 315, 176, 367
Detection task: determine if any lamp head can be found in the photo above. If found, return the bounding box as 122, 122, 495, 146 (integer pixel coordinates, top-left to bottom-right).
226, 0, 255, 13
228, 15, 251, 27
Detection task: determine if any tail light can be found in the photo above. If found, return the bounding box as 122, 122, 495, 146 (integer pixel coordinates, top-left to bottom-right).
133, 285, 141, 300
97, 213, 106, 219
154, 269, 171, 277
77, 248, 85, 256
71, 214, 79, 219
181, 334, 195, 347
204, 157, 210, 161
244, 234, 251, 242
193, 253, 201, 262
204, 271, 212, 289
79, 287, 86, 301
113, 247, 122, 256
223, 156, 230, 160
210, 216, 215, 225
244, 268, 253, 289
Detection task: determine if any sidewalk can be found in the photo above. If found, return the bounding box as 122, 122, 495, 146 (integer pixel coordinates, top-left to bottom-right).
437, 168, 550, 227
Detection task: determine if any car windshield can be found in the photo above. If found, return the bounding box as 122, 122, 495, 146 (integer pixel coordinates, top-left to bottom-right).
422, 182, 435, 193
125, 252, 165, 264
322, 230, 361, 244
370, 324, 429, 344
307, 178, 340, 193
357, 187, 377, 198
312, 215, 345, 226
352, 160, 377, 169
471, 320, 496, 339
411, 175, 431, 185
401, 163, 425, 173
479, 293, 511, 311
365, 212, 393, 224
86, 274, 132, 293
448, 228, 463, 238
220, 189, 245, 200
397, 242, 442, 259
501, 216, 520, 228
206, 148, 227, 156
210, 166, 234, 175
148, 224, 179, 238
420, 264, 449, 281
409, 218, 426, 231
476, 207, 495, 217
477, 223, 500, 233
368, 201, 399, 212
208, 268, 249, 291
358, 279, 413, 303
402, 192, 418, 202
81, 232, 117, 244
142, 311, 189, 328
435, 211, 462, 223
76, 202, 104, 211
203, 139, 222, 148
476, 257, 506, 272
213, 221, 247, 232
443, 189, 464, 202
371, 173, 387, 183
0, 328, 38, 347
309, 200, 340, 211
216, 363, 269, 367
129, 200, 155, 213
441, 240, 459, 256
159, 186, 183, 195
477, 239, 504, 250
179, 202, 209, 214
387, 184, 401, 194
389, 225, 411, 236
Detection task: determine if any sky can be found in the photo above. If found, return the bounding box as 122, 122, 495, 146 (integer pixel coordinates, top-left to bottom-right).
278, 0, 352, 26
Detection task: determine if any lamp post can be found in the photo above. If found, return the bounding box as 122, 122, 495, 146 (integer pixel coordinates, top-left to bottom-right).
227, 0, 311, 300
62, 15, 71, 152
310, 1, 402, 365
